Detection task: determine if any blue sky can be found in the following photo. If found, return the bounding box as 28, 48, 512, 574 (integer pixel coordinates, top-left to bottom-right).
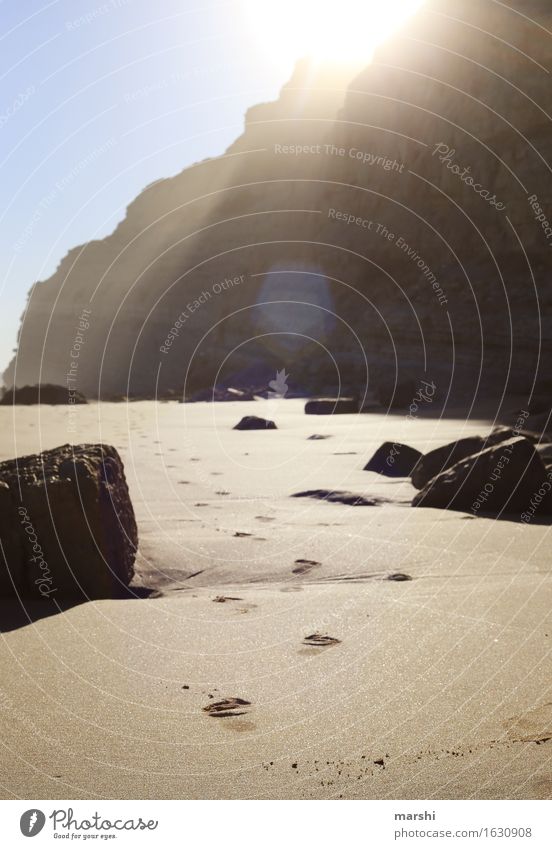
0, 0, 296, 376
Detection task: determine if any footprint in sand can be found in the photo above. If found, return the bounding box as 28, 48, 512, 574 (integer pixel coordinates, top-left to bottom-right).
302, 633, 341, 647
203, 698, 251, 717
292, 559, 321, 575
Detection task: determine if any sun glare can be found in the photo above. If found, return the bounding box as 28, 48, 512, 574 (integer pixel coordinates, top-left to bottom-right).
244, 0, 425, 67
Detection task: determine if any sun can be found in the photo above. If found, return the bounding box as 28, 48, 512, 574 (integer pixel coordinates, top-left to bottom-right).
243, 0, 425, 67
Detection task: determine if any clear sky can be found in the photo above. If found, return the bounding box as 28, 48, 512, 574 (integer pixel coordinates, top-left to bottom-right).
0, 0, 297, 377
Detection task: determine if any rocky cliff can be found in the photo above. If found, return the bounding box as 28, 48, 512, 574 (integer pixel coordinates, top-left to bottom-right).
5, 0, 552, 405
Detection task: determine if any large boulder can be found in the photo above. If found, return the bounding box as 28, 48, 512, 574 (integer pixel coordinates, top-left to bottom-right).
411, 428, 519, 490
412, 437, 552, 516
0, 384, 87, 405
304, 398, 358, 415
233, 415, 276, 430
364, 442, 422, 477
0, 444, 137, 598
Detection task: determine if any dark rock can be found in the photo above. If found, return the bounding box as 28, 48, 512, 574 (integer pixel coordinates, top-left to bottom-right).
0, 384, 87, 405
0, 444, 138, 598
307, 434, 331, 440
233, 416, 276, 430
387, 573, 412, 581
364, 442, 422, 477
412, 428, 518, 489
304, 398, 358, 415
292, 489, 384, 506
412, 437, 552, 516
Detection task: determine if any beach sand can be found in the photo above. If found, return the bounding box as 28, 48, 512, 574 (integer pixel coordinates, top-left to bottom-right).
0, 400, 550, 799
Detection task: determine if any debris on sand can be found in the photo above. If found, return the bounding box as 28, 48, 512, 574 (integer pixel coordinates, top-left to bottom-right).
203, 698, 251, 717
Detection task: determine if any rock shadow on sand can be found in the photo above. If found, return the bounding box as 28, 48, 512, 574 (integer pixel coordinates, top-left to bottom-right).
0, 585, 157, 633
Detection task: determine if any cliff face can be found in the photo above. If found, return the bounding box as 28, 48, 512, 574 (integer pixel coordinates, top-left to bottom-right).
5, 0, 552, 403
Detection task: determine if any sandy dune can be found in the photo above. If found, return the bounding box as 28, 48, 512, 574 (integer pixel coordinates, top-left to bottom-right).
0, 400, 550, 799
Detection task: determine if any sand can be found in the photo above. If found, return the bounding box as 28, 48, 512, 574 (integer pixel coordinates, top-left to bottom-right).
0, 400, 550, 799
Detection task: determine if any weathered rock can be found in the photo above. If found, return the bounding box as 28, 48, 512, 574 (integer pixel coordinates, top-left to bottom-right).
0, 384, 87, 405
304, 398, 358, 415
292, 489, 384, 506
412, 437, 552, 516
233, 415, 276, 430
411, 428, 518, 489
364, 442, 422, 477
0, 444, 137, 598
